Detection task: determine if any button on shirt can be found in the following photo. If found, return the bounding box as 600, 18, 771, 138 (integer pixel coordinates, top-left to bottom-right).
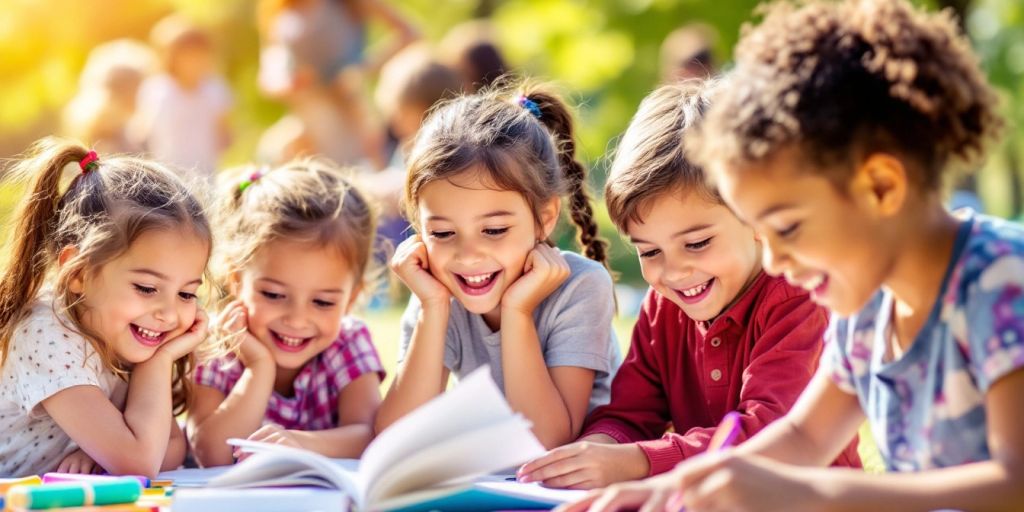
582, 273, 862, 475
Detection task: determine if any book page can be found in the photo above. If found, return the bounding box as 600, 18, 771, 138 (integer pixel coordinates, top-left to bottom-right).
366, 415, 544, 506
358, 366, 518, 487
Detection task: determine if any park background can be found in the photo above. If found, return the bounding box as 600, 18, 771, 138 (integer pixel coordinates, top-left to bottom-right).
3, 0, 1024, 473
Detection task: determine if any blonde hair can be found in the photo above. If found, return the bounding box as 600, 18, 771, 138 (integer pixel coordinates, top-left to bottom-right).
0, 137, 211, 415
404, 82, 610, 269
213, 159, 379, 305
688, 0, 1002, 190
606, 80, 718, 232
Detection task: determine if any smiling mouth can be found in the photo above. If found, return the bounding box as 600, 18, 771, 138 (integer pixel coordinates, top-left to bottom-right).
130, 324, 167, 347
674, 278, 714, 305
454, 270, 501, 296
270, 329, 313, 353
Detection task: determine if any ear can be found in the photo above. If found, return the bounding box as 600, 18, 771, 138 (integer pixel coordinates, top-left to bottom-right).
538, 197, 561, 240
848, 153, 907, 218
59, 246, 85, 294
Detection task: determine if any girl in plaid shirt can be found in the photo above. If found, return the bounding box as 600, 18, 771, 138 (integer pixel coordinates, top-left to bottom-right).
188, 160, 385, 466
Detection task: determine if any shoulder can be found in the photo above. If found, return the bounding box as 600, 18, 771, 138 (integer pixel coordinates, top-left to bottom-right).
560, 251, 614, 291
10, 299, 83, 350
750, 274, 825, 319
951, 214, 1024, 294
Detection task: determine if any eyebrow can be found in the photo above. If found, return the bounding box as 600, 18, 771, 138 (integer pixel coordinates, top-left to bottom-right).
755, 203, 798, 221
426, 210, 515, 222
629, 223, 713, 245
130, 269, 203, 287
256, 277, 344, 294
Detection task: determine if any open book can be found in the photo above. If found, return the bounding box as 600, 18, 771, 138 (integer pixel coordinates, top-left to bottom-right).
187, 367, 583, 511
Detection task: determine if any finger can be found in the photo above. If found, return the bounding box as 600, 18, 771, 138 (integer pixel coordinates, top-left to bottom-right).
57, 459, 69, 473
638, 488, 672, 512
553, 491, 601, 512
518, 445, 580, 477
67, 459, 80, 474
589, 485, 652, 512
81, 459, 95, 474
540, 468, 595, 490
522, 248, 538, 274
524, 456, 586, 484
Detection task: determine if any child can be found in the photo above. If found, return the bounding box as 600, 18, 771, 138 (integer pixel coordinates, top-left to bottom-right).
0, 138, 211, 478
130, 14, 232, 180
518, 81, 859, 491
659, 23, 717, 83
374, 84, 622, 449
187, 161, 385, 466
63, 39, 155, 154
561, 1, 1024, 511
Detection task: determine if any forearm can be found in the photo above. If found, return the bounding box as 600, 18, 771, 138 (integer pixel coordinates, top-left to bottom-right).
811, 460, 1024, 512
161, 421, 187, 471
191, 362, 276, 466
734, 414, 836, 467
501, 310, 576, 449
375, 303, 449, 432
118, 356, 175, 475
292, 424, 374, 459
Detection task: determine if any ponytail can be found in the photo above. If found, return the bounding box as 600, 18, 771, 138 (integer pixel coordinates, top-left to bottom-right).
0, 139, 90, 365
523, 88, 610, 271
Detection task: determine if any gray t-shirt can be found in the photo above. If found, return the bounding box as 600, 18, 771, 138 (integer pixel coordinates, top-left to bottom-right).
399, 251, 621, 412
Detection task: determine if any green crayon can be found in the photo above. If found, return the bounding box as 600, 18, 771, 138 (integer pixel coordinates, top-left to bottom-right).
6, 479, 141, 509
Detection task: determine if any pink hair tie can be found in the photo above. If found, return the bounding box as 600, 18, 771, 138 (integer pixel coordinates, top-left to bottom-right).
79, 151, 99, 174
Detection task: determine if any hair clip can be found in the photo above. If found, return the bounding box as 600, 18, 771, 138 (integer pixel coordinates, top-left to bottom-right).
515, 95, 543, 119
238, 166, 269, 193
79, 151, 99, 174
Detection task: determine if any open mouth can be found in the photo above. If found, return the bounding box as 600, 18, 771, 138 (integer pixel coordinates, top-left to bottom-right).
674, 278, 714, 305
803, 274, 830, 300
270, 329, 313, 353
130, 324, 167, 347
454, 270, 502, 296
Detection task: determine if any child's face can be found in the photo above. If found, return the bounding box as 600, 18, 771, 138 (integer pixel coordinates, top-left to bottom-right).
73, 229, 208, 364
236, 239, 359, 370
712, 147, 895, 316
626, 190, 761, 321
170, 44, 213, 86
417, 169, 555, 319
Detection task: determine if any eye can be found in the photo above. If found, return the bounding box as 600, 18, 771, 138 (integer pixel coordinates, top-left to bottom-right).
685, 237, 712, 250
178, 291, 198, 302
777, 222, 801, 239
260, 290, 284, 300
482, 227, 509, 237
638, 248, 661, 259
133, 284, 157, 296
429, 230, 454, 240
313, 299, 336, 308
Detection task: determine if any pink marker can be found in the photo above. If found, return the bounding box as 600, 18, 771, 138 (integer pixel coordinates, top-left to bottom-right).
667, 411, 742, 511
42, 473, 150, 488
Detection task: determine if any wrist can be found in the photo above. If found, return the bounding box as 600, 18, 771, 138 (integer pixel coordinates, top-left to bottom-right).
500, 304, 535, 320
625, 443, 651, 480
420, 299, 450, 317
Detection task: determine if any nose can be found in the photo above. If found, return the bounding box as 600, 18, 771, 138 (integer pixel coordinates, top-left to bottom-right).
281, 300, 308, 330
662, 258, 694, 286
453, 237, 484, 265
152, 296, 178, 330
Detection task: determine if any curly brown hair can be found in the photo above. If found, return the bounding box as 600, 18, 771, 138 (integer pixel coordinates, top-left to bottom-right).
688, 0, 1003, 190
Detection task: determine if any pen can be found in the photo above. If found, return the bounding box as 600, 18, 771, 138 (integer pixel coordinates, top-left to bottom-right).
667, 411, 742, 511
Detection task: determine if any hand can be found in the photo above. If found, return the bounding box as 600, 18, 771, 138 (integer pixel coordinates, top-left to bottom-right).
235, 424, 308, 462
555, 451, 823, 512
390, 235, 450, 308
517, 438, 650, 490
156, 310, 209, 363
216, 301, 273, 368
502, 243, 570, 316
56, 448, 101, 474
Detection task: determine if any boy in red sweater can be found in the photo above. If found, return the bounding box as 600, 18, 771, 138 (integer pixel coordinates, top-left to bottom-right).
517, 81, 860, 490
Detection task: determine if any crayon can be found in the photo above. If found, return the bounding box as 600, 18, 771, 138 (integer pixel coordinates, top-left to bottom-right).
6, 479, 141, 510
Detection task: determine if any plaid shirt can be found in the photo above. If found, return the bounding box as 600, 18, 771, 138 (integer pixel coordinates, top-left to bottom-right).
194, 317, 385, 431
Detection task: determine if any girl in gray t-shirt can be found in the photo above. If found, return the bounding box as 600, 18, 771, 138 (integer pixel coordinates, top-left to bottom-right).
375, 84, 621, 449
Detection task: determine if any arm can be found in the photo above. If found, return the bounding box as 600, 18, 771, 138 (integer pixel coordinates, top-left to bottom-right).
252, 372, 382, 458
352, 0, 420, 76
161, 416, 187, 471
639, 294, 843, 473
375, 236, 454, 433
187, 360, 275, 467
375, 300, 450, 433
500, 245, 603, 449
